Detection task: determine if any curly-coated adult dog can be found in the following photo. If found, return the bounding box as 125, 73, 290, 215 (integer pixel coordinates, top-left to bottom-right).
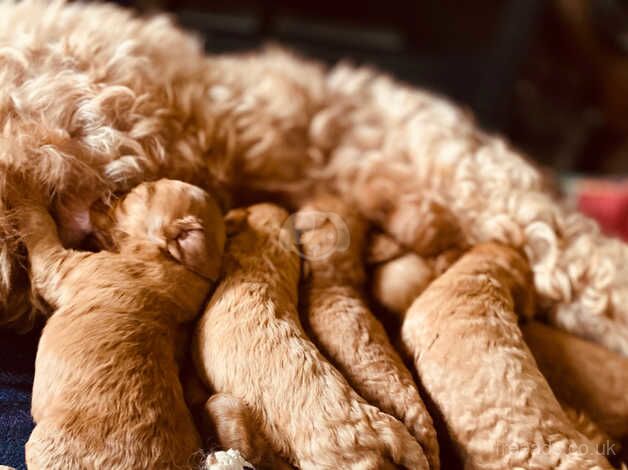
1, 0, 627, 353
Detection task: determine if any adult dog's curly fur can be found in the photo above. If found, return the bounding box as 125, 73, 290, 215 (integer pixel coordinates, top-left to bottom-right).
1, 0, 627, 357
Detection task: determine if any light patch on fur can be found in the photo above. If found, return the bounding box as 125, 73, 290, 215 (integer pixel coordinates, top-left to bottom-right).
203, 450, 253, 470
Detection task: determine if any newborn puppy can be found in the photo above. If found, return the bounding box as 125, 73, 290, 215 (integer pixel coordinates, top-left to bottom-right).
18, 179, 225, 469
401, 243, 613, 469
297, 195, 439, 469
194, 203, 426, 470
523, 321, 628, 444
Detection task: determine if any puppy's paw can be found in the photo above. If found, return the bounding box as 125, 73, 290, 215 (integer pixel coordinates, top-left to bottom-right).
368, 410, 431, 470
403, 403, 440, 470
340, 406, 430, 470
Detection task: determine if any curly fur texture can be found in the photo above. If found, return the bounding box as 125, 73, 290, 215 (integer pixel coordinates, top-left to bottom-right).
297, 194, 439, 468
401, 243, 613, 469
193, 203, 428, 470
0, 0, 627, 350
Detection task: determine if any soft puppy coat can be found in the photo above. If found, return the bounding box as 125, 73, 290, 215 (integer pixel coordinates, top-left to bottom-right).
193, 203, 427, 470
401, 243, 613, 469
18, 179, 225, 469
297, 194, 439, 469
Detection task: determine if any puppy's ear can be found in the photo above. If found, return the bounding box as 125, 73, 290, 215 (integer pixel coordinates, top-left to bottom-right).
165, 216, 221, 281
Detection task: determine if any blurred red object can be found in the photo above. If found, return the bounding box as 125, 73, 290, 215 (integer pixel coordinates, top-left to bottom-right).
575, 179, 628, 240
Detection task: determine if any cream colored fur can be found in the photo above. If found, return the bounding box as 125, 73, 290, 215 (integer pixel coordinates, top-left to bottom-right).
0, 1, 626, 357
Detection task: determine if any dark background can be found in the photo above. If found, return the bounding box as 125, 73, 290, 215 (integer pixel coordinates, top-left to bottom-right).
118, 0, 628, 175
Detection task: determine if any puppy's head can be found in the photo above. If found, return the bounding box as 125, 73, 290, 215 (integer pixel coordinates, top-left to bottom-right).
91, 179, 226, 281
224, 203, 289, 236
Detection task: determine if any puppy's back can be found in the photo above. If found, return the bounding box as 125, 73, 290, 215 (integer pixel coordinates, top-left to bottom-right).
28, 256, 204, 469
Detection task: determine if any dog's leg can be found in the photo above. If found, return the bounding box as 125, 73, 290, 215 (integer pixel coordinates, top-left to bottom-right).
200, 393, 292, 470
401, 242, 613, 469
15, 203, 87, 309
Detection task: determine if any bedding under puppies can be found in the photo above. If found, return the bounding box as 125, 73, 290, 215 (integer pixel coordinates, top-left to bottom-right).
401, 243, 613, 469
297, 194, 439, 469
193, 203, 427, 470
15, 179, 225, 469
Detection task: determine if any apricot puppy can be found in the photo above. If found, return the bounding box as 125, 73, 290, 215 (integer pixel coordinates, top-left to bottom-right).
194, 203, 427, 470
523, 321, 628, 444
19, 179, 225, 469
297, 195, 439, 469
401, 243, 613, 469
199, 393, 292, 470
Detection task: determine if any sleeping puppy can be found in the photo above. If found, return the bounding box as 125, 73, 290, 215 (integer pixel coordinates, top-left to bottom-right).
369, 234, 628, 460
193, 203, 427, 470
401, 243, 613, 469
15, 179, 225, 469
522, 321, 628, 447
297, 194, 439, 469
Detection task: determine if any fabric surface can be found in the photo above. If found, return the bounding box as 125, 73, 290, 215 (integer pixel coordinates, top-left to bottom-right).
0, 328, 38, 470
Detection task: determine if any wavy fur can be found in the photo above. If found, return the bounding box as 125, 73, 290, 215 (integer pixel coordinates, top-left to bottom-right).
0, 0, 627, 357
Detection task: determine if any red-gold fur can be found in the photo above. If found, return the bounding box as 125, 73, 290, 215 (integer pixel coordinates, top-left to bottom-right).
297, 194, 439, 468
193, 203, 427, 469
199, 393, 292, 470
523, 321, 628, 444
0, 1, 627, 359
18, 179, 225, 469
401, 243, 613, 468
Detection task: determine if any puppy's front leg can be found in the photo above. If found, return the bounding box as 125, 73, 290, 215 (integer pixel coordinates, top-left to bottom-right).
14, 203, 88, 309
402, 243, 613, 469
